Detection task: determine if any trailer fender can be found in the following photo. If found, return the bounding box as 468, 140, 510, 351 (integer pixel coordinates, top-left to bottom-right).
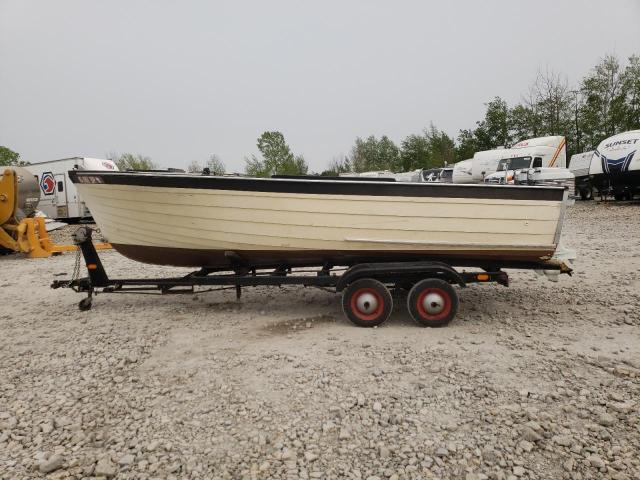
335, 261, 465, 292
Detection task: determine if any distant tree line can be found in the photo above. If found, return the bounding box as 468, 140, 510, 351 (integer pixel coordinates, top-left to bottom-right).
323, 53, 640, 174
187, 154, 226, 175
107, 152, 156, 171
456, 54, 639, 162
244, 131, 308, 177
111, 131, 309, 177
321, 124, 456, 176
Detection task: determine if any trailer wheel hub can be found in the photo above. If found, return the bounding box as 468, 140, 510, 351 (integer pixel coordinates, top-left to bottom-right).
355, 292, 378, 314
422, 292, 445, 315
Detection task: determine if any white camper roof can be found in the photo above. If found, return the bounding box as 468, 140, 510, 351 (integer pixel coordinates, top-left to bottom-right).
511, 136, 565, 149
473, 136, 566, 166
28, 157, 119, 171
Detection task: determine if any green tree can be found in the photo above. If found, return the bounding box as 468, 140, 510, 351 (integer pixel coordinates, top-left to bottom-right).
245, 156, 270, 177
245, 131, 308, 177
579, 54, 627, 149
400, 134, 431, 171
0, 146, 28, 167
320, 156, 351, 176
455, 129, 478, 160
401, 124, 456, 170
508, 104, 539, 143
290, 155, 309, 175
455, 97, 512, 161
426, 125, 456, 167
350, 135, 400, 172
206, 154, 226, 175
473, 97, 511, 150
111, 153, 156, 170
621, 55, 640, 131
528, 69, 573, 137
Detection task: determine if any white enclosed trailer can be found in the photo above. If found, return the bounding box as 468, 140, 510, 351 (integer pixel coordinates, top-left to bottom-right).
26, 157, 118, 220
569, 151, 595, 199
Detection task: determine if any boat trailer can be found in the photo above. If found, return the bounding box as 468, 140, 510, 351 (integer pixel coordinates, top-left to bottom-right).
51, 227, 564, 328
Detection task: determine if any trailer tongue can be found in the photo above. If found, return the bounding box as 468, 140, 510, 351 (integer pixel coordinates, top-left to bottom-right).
52, 227, 572, 328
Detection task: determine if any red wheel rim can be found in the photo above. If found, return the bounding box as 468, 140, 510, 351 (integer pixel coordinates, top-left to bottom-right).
416, 288, 452, 322
350, 287, 384, 321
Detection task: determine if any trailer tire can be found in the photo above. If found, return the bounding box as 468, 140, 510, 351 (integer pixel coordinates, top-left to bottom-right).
342, 278, 393, 327
407, 279, 458, 327
78, 297, 93, 311
579, 187, 593, 201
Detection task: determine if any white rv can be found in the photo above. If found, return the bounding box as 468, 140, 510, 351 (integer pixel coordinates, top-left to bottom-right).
569, 151, 595, 200
589, 130, 640, 200
26, 157, 118, 220
339, 170, 396, 179
451, 159, 473, 184
400, 168, 453, 183
339, 169, 452, 183
391, 170, 423, 182
467, 136, 567, 183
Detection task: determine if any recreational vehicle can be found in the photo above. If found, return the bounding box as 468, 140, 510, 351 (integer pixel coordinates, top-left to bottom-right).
411, 168, 453, 183
339, 170, 395, 180
451, 159, 473, 184
569, 151, 595, 200
340, 168, 452, 183
27, 157, 119, 220
589, 130, 640, 200
391, 170, 423, 182
463, 136, 567, 183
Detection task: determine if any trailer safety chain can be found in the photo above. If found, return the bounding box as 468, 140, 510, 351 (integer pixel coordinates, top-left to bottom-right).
66, 245, 82, 288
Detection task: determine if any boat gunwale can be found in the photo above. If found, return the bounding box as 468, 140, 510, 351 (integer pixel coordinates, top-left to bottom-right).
69, 170, 566, 201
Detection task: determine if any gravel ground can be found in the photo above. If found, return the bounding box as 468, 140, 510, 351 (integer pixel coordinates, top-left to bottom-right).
1, 201, 639, 480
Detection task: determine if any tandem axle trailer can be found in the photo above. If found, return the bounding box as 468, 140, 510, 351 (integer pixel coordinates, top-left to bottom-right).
52, 227, 570, 327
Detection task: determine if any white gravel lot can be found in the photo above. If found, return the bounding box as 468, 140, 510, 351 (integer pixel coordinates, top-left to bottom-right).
0, 201, 639, 480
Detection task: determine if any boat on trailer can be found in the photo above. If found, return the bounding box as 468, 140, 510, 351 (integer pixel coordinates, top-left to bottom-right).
54, 171, 574, 327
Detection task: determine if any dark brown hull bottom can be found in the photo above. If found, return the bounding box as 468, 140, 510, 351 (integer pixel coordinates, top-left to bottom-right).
112, 244, 555, 271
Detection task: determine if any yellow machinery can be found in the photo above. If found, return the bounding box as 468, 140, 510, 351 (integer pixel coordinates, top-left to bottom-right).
0, 168, 111, 258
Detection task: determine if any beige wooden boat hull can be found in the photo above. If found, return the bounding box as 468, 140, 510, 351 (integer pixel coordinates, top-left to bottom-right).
73, 176, 567, 269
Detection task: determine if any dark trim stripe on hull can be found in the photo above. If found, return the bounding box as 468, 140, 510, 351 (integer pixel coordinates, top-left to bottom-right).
112, 244, 556, 270
69, 171, 565, 201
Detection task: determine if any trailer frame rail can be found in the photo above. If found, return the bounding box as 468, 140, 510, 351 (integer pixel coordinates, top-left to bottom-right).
52, 227, 538, 325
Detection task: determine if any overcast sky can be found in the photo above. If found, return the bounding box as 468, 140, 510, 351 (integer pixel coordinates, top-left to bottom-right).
1, 0, 639, 172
